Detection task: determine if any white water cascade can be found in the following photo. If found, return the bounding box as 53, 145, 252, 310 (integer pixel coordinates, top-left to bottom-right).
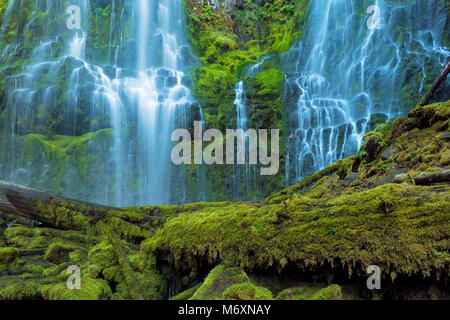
283, 0, 449, 185
232, 80, 254, 199
0, 0, 199, 206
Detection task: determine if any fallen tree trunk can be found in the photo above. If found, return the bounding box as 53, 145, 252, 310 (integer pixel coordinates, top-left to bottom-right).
415, 170, 450, 186
418, 61, 450, 107
0, 180, 113, 230
0, 180, 158, 244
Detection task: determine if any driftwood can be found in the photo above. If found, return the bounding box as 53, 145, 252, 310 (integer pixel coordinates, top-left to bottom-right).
418, 61, 450, 106
415, 170, 450, 186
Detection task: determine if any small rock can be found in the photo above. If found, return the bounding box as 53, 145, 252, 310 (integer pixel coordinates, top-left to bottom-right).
151, 207, 161, 216
382, 146, 393, 160
392, 173, 407, 184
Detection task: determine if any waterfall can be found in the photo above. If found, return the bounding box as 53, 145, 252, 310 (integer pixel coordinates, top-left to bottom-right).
232, 80, 258, 200
283, 0, 449, 185
0, 0, 199, 206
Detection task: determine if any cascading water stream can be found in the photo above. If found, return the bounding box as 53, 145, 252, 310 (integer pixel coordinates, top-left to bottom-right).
0, 0, 199, 206
232, 80, 252, 199
283, 0, 449, 185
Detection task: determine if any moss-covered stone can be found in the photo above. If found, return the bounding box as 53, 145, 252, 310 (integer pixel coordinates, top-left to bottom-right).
0, 247, 19, 265
41, 277, 112, 300
276, 283, 343, 300
0, 280, 40, 300
223, 282, 273, 300
190, 265, 251, 300
44, 241, 77, 264
170, 283, 202, 300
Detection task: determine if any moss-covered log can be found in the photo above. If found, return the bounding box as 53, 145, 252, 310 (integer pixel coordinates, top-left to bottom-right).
0, 180, 113, 230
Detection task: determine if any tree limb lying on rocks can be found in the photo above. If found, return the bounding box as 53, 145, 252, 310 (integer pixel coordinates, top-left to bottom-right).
418, 61, 450, 106
415, 170, 450, 186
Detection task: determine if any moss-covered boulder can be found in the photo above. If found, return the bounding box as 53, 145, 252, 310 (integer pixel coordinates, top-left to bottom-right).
190, 265, 251, 300
44, 241, 77, 264
41, 277, 112, 300
0, 279, 40, 300
276, 284, 343, 300
0, 247, 19, 266
170, 284, 202, 300
223, 282, 273, 300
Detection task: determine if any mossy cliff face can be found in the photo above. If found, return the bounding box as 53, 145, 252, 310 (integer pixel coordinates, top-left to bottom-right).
180, 0, 311, 201
1, 0, 447, 205
186, 0, 309, 117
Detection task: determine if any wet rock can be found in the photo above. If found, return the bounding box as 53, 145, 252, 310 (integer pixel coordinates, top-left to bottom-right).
382, 146, 393, 160
369, 113, 388, 131
166, 76, 178, 88
181, 75, 193, 88
156, 68, 172, 77
392, 174, 407, 184
102, 66, 117, 79
415, 170, 450, 185
364, 137, 380, 162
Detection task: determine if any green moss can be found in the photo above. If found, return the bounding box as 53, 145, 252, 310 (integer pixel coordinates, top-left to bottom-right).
0, 247, 19, 265
223, 282, 273, 300
276, 283, 342, 300
0, 280, 40, 300
145, 179, 449, 279
41, 277, 112, 300
170, 284, 202, 300
190, 265, 251, 300
250, 68, 285, 98
22, 264, 45, 276
311, 284, 343, 300
142, 102, 450, 284
186, 0, 311, 133
88, 240, 120, 273
44, 241, 77, 264
42, 263, 70, 278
